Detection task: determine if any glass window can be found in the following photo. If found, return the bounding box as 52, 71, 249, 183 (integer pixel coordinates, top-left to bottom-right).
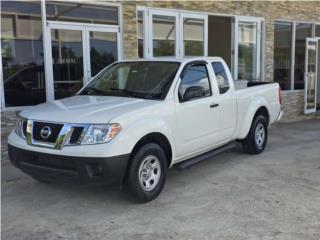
1, 1, 46, 107
273, 22, 293, 90
89, 31, 117, 76
305, 41, 317, 111
51, 29, 84, 100
316, 25, 320, 37
294, 23, 312, 89
46, 2, 118, 25
211, 62, 230, 94
80, 62, 180, 100
237, 21, 259, 81
183, 18, 204, 56
152, 15, 176, 57
179, 64, 211, 101
137, 11, 144, 58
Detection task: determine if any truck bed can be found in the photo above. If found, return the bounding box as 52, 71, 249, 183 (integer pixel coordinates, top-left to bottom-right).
234, 80, 274, 90
232, 80, 281, 139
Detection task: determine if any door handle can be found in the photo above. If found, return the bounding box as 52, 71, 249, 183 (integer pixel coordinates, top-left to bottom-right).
210, 103, 219, 108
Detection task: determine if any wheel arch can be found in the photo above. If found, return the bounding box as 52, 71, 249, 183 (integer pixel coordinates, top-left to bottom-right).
254, 106, 270, 126
130, 132, 173, 167
123, 132, 173, 186
238, 104, 270, 140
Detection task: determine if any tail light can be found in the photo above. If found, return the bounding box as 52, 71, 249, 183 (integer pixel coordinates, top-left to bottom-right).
278, 87, 282, 105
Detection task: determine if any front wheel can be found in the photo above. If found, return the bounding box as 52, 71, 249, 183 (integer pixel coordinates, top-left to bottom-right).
242, 115, 268, 154
127, 143, 167, 203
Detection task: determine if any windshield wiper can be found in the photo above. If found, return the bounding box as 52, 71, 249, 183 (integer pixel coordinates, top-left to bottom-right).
109, 88, 140, 98
111, 88, 162, 100
81, 86, 107, 95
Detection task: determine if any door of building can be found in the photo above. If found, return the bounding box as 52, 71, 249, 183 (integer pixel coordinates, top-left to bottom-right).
304, 38, 318, 114
316, 38, 320, 112
233, 16, 262, 81
45, 22, 120, 100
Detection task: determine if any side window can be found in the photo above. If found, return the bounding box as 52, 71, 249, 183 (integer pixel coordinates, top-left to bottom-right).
178, 64, 211, 102
211, 62, 230, 94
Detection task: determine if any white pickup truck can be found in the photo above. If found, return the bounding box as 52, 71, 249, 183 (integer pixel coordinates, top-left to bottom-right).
8, 57, 282, 202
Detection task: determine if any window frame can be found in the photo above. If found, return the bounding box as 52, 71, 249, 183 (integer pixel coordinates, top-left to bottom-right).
178, 61, 212, 103
137, 7, 208, 59
137, 7, 265, 82
45, 1, 120, 25
273, 21, 293, 91
233, 16, 263, 82
181, 12, 208, 57
137, 10, 145, 58
1, 0, 46, 111
274, 20, 320, 91
1, 0, 122, 111
149, 9, 180, 58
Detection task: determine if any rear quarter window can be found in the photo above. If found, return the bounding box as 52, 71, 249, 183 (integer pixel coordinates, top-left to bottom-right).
211, 62, 230, 94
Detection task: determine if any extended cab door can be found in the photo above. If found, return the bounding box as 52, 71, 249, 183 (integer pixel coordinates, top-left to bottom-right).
174, 61, 220, 159
209, 60, 237, 143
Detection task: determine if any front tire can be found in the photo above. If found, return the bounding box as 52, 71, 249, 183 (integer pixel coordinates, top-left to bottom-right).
127, 143, 167, 203
242, 115, 268, 154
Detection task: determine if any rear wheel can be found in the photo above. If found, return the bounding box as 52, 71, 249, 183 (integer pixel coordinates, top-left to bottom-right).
127, 143, 167, 203
242, 115, 268, 154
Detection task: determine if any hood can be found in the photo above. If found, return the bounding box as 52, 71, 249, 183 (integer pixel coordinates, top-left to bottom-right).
20, 95, 160, 124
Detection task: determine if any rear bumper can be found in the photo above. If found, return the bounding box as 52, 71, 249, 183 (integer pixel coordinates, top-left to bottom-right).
8, 144, 130, 187
276, 109, 284, 122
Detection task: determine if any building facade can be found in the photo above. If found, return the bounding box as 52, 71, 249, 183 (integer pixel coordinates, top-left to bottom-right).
1, 1, 320, 161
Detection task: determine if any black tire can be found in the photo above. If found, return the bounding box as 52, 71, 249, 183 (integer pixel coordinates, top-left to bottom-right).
242, 115, 268, 154
127, 143, 167, 203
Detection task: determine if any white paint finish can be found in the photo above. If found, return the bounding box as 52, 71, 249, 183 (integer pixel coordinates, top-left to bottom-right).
174, 93, 220, 160
8, 57, 281, 167
207, 60, 237, 143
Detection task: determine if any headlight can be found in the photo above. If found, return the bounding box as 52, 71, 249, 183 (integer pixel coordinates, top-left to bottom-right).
80, 123, 121, 145
14, 117, 26, 139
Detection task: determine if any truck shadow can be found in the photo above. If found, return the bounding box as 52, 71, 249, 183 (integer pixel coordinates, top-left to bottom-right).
6, 143, 254, 208
33, 143, 249, 203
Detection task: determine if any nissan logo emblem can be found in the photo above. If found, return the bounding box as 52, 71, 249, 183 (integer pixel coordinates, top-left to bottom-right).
40, 126, 52, 139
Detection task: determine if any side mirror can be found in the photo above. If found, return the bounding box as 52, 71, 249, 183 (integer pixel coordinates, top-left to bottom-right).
182, 86, 205, 102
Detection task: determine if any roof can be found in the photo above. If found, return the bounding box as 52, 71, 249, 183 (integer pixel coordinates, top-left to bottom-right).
119, 57, 224, 64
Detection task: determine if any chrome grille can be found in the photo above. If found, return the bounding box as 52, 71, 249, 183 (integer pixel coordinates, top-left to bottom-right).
33, 122, 63, 143
26, 120, 88, 149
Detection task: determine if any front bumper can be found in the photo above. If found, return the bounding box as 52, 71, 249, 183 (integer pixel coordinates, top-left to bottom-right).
8, 144, 130, 188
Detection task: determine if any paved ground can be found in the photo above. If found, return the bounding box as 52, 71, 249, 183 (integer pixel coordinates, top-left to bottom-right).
2, 120, 320, 240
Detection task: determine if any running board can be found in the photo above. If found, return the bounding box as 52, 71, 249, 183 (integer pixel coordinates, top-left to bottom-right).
174, 142, 237, 170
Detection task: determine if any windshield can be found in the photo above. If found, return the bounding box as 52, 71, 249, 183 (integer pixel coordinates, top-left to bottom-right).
79, 61, 180, 100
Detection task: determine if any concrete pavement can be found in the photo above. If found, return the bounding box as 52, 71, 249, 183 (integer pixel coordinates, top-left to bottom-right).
2, 120, 320, 240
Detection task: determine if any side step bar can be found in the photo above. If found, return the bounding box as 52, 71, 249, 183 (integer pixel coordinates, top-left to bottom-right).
174, 142, 237, 170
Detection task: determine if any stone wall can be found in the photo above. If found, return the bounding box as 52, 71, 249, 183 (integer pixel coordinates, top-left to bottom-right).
280, 91, 319, 122
1, 112, 18, 162
120, 1, 320, 81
